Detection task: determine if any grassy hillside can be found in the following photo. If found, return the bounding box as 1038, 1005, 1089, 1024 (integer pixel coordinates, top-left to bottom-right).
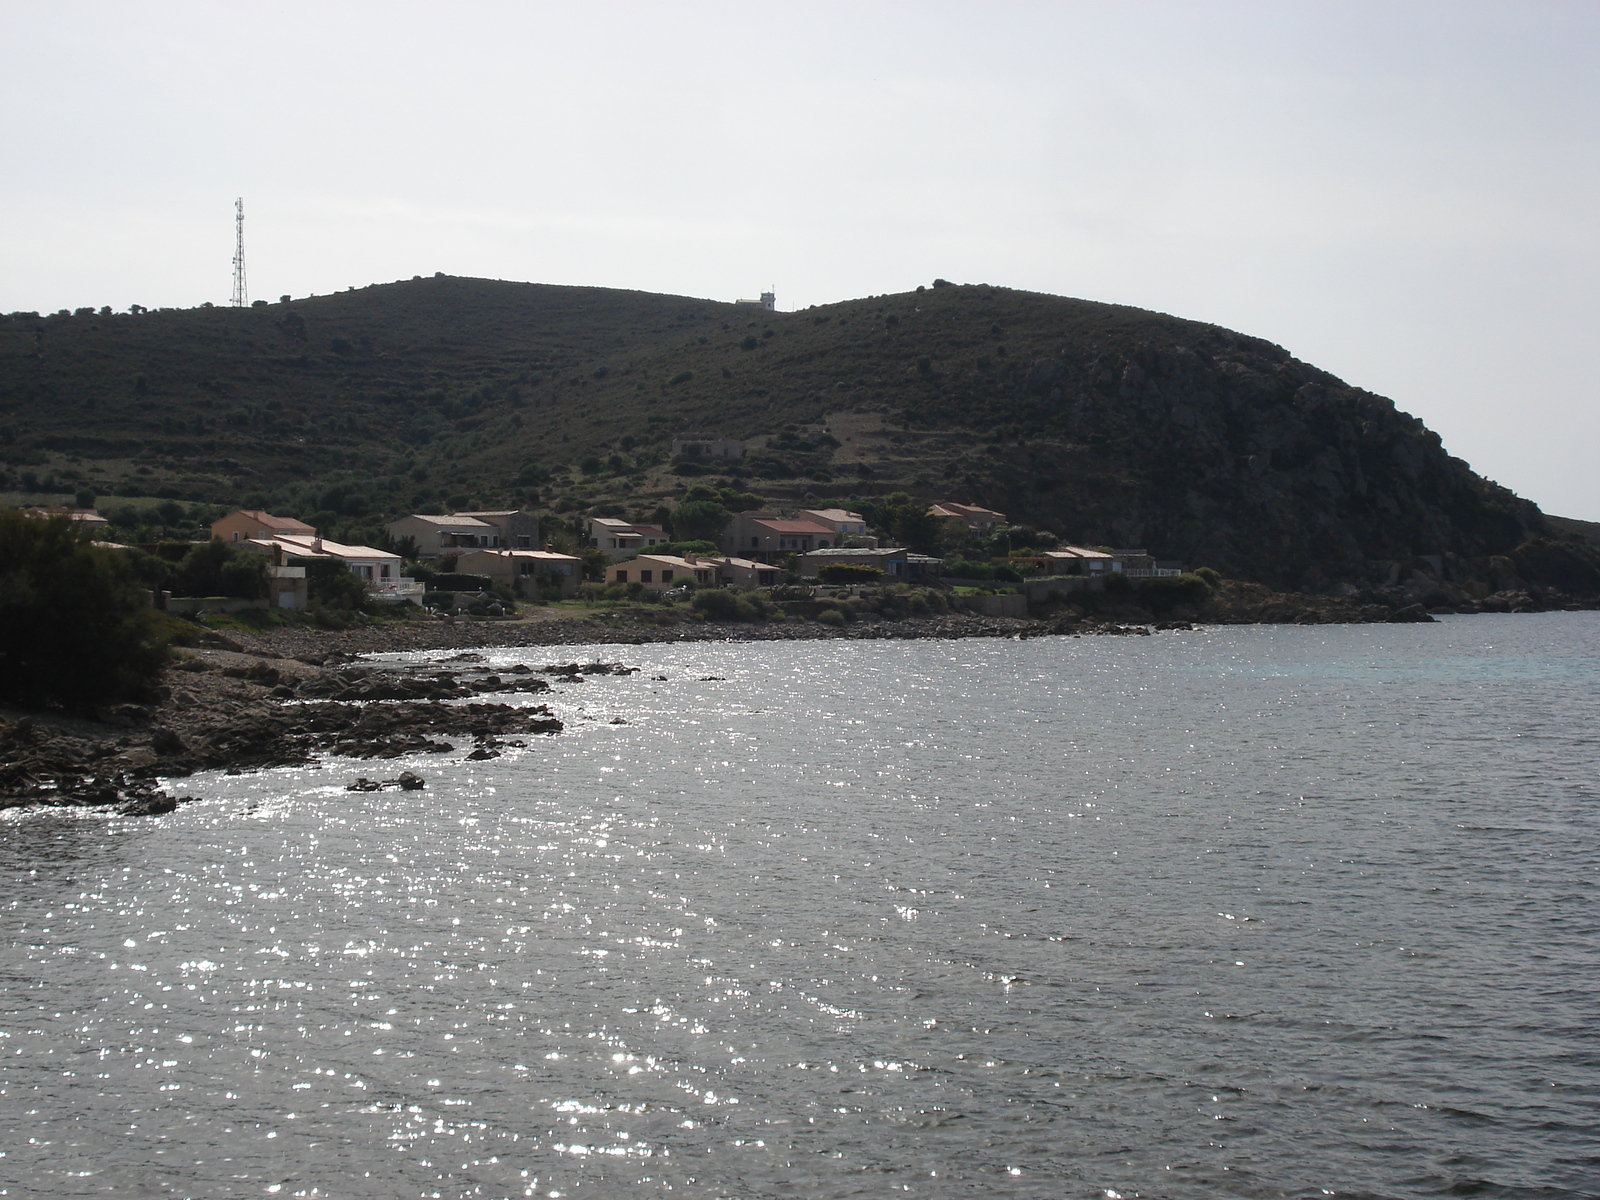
0, 275, 1590, 592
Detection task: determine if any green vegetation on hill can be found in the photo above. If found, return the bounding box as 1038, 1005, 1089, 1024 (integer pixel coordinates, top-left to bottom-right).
0, 275, 1592, 593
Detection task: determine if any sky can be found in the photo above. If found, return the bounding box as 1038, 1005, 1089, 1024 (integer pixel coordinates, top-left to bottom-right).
2, 0, 1596, 517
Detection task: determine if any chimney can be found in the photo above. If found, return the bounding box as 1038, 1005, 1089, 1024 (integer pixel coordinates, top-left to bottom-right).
314, 535, 323, 553
685, 551, 697, 564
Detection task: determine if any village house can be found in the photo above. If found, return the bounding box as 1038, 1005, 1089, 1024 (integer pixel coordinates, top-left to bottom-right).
455, 548, 583, 599
23, 506, 110, 531
799, 508, 870, 538
585, 516, 670, 561
1040, 546, 1169, 575
1041, 546, 1117, 575
238, 533, 420, 603
386, 512, 516, 558
929, 502, 1007, 533
211, 509, 316, 543
720, 511, 837, 563
707, 556, 781, 588
797, 546, 943, 582
610, 553, 717, 590
451, 510, 540, 549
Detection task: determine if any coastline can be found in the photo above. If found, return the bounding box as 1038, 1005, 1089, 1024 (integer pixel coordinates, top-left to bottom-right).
0, 592, 1568, 816
0, 608, 1105, 816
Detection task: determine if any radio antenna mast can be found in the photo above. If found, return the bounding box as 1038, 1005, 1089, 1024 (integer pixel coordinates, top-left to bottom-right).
230, 198, 248, 307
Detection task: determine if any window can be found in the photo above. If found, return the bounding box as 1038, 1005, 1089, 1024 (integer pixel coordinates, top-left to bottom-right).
380, 564, 391, 579
661, 570, 673, 582
615, 569, 628, 582
640, 571, 653, 583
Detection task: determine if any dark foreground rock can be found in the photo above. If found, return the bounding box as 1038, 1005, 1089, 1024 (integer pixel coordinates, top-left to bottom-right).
0, 644, 577, 813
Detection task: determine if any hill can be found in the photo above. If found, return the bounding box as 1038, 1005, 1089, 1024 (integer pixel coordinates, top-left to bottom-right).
1, 274, 1596, 599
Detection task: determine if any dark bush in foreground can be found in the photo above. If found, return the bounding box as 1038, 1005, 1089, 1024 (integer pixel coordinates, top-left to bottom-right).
0, 510, 170, 709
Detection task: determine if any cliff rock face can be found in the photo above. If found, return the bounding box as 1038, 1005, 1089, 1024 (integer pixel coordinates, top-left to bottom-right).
0, 277, 1593, 597
938, 322, 1544, 593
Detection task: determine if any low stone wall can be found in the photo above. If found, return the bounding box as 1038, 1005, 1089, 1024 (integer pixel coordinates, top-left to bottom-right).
1023, 576, 1104, 603
951, 593, 1029, 618
165, 596, 269, 616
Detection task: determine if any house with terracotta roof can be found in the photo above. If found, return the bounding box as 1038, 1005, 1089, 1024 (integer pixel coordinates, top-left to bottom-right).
211, 509, 316, 543
609, 553, 717, 590
799, 508, 870, 537
720, 511, 837, 563
928, 502, 1007, 532
455, 548, 583, 598
239, 534, 420, 603
705, 556, 781, 588
1041, 546, 1118, 575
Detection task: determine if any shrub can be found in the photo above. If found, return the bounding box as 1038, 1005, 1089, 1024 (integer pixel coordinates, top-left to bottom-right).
691, 588, 763, 622
670, 500, 732, 542
297, 558, 370, 611
1133, 573, 1213, 613
816, 607, 847, 626
642, 540, 719, 558
170, 539, 269, 599
1192, 566, 1222, 589
818, 563, 883, 584
0, 510, 170, 709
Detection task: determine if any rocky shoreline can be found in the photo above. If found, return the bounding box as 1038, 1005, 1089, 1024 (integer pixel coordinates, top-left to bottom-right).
0, 652, 637, 817
0, 593, 1579, 817
0, 607, 1135, 816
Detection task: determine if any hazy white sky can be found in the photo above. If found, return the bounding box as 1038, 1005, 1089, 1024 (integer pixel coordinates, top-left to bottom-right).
3, 1, 1596, 516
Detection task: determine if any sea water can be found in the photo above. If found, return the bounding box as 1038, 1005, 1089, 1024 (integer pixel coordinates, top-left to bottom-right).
3, 616, 1598, 1198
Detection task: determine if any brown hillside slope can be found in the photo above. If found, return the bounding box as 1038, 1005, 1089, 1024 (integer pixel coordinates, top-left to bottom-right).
1, 275, 1594, 596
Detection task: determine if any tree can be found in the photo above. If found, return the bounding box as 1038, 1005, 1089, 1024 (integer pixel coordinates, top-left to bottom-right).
0, 510, 169, 709
297, 558, 369, 610
170, 539, 269, 598
876, 492, 945, 554
671, 499, 732, 542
